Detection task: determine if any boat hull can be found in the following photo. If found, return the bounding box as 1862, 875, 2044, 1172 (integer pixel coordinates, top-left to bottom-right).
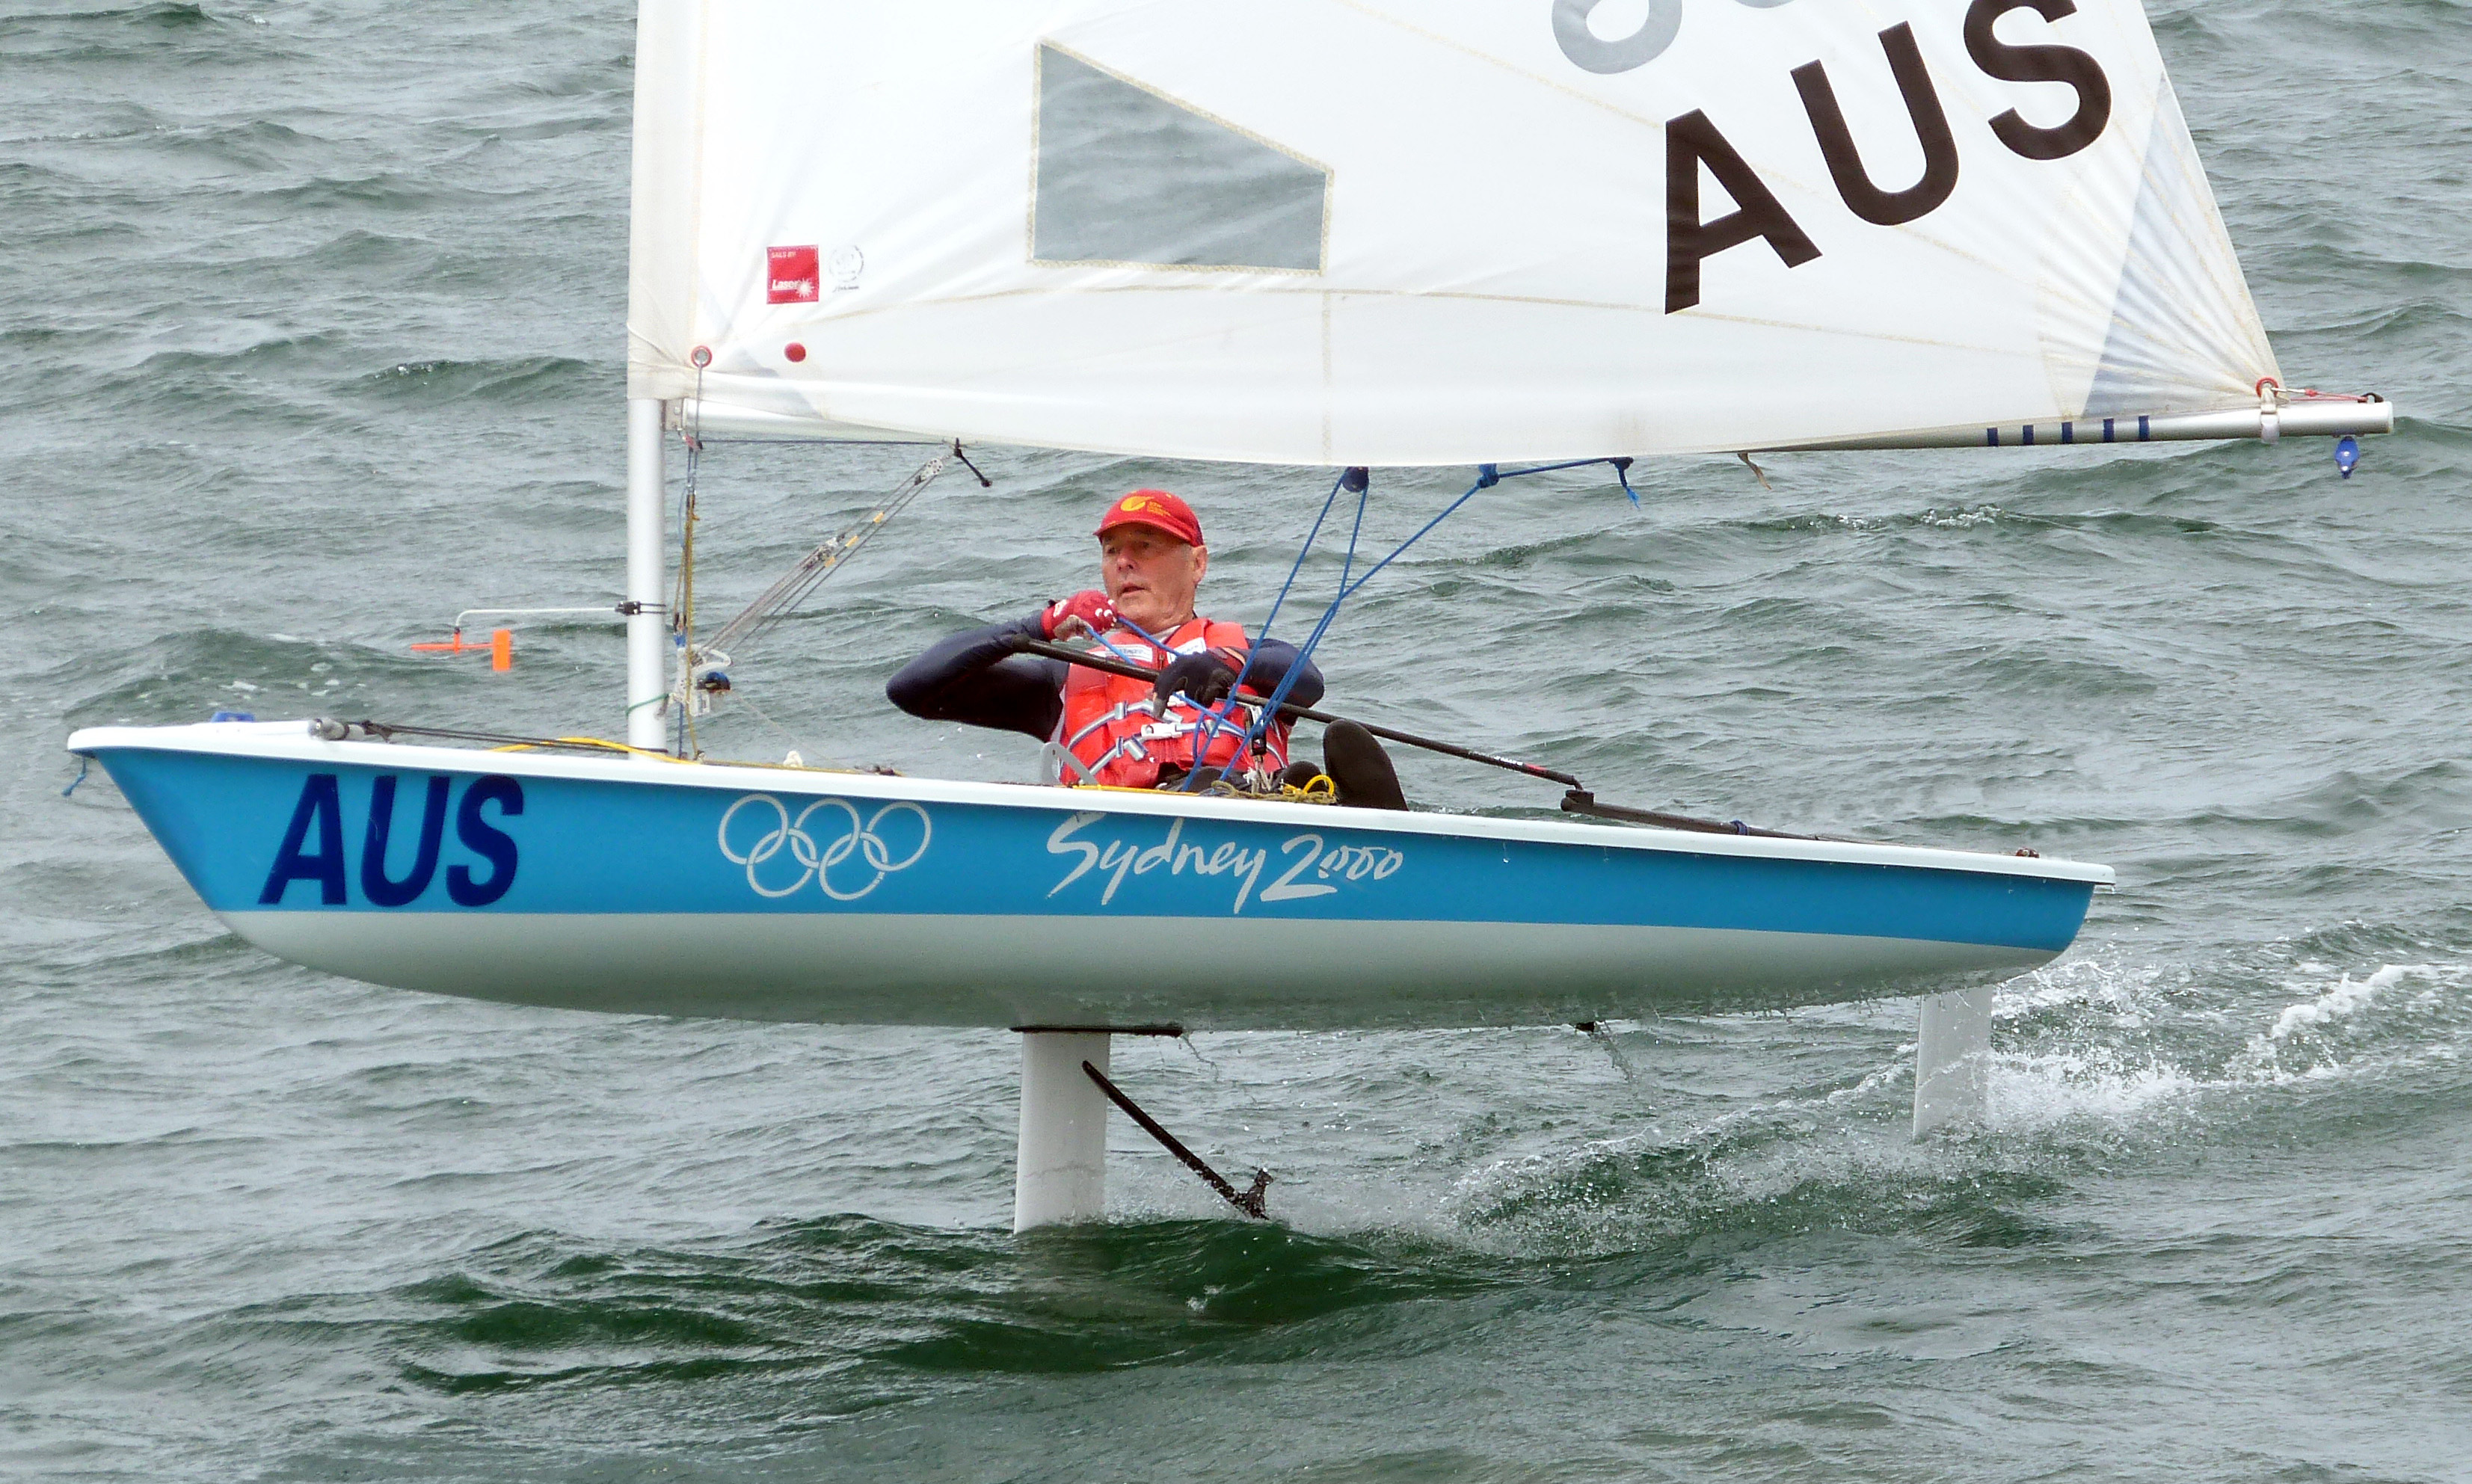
69, 721, 2110, 1031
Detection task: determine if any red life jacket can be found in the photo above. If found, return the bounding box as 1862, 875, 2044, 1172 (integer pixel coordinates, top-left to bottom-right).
1054, 618, 1291, 788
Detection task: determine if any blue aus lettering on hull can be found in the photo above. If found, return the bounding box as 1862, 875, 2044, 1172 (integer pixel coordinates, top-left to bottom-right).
362, 775, 448, 906
260, 772, 523, 908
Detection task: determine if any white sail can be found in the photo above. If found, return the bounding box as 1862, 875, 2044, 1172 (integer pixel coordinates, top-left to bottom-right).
628, 0, 2297, 464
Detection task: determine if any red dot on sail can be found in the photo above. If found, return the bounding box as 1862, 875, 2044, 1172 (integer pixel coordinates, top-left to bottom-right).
784, 342, 807, 363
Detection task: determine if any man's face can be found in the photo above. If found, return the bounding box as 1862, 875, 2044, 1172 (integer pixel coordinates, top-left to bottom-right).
1100, 524, 1208, 632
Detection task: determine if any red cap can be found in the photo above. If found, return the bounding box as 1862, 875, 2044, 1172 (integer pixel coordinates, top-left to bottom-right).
1094, 489, 1203, 547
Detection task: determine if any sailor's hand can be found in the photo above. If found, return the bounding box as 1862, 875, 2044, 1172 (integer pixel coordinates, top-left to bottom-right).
1154, 647, 1243, 709
1041, 590, 1117, 641
1213, 647, 1263, 695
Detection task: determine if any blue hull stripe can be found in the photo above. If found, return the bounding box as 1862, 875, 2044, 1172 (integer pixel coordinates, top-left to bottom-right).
98, 748, 2094, 953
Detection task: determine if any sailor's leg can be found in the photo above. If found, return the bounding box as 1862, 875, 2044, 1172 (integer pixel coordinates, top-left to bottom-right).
1912, 986, 1994, 1137
1014, 1031, 1111, 1231
1324, 720, 1406, 810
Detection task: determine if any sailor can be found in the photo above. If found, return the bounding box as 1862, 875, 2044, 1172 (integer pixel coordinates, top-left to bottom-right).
887, 490, 1405, 807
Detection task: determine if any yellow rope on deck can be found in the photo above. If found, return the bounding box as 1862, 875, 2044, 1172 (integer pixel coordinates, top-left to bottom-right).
488, 736, 691, 761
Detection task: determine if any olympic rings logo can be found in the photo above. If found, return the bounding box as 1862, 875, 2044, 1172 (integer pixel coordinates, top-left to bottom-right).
717, 794, 932, 901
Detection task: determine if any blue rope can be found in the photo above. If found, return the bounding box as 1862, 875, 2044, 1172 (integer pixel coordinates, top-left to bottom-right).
1257, 469, 1352, 643
1118, 613, 1255, 768
1235, 457, 1638, 759
1208, 469, 1348, 726
1214, 471, 1374, 783
1081, 609, 1258, 792
1332, 468, 1372, 612
1236, 475, 1392, 758
1063, 471, 1370, 791
1155, 458, 1635, 789
1170, 469, 1355, 791
1083, 618, 1164, 667
1329, 458, 1637, 610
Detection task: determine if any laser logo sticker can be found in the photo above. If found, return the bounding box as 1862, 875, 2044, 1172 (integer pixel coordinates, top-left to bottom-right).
766, 244, 820, 304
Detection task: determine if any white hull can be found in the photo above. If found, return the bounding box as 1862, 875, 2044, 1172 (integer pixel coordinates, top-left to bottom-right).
228, 909, 2045, 1032
73, 720, 2109, 1032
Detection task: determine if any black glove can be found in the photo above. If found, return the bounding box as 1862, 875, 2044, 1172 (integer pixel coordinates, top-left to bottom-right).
1153, 647, 1243, 709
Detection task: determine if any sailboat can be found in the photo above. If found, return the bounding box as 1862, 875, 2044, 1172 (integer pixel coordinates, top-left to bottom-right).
69, 1, 2388, 1227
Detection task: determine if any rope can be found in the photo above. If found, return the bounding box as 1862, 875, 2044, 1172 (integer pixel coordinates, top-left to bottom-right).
673, 363, 707, 758
701, 451, 954, 657
1160, 468, 1365, 793
1233, 472, 1354, 683
337, 720, 876, 774
1258, 470, 1351, 640
1235, 472, 1403, 759
1234, 458, 1638, 762
1334, 466, 1373, 601
493, 736, 685, 762
342, 720, 700, 760
1277, 771, 1337, 804
1081, 612, 1267, 790
1153, 468, 1356, 792
729, 683, 825, 769
1069, 458, 1634, 794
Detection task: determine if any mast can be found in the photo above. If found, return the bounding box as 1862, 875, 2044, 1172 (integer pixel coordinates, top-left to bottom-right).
624, 397, 667, 753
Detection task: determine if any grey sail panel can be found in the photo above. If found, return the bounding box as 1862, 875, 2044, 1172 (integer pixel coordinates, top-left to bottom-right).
1032, 44, 1327, 273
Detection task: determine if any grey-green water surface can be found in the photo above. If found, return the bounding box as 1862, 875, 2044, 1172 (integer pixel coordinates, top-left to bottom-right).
4, 1, 2470, 1479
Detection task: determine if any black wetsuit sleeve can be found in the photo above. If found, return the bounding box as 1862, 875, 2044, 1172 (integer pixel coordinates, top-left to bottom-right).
885, 615, 1327, 740
884, 612, 1069, 741
1239, 638, 1323, 711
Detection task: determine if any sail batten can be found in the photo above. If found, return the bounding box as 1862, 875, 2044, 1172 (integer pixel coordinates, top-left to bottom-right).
629, 0, 2316, 464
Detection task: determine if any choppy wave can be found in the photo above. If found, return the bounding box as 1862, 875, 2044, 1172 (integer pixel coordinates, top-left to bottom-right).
0, 2, 224, 44
354, 355, 597, 408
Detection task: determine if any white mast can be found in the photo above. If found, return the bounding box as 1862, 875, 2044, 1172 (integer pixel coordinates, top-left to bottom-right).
624, 397, 666, 752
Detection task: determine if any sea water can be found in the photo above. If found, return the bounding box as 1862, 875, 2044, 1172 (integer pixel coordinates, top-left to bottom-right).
4, 1, 2469, 1479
